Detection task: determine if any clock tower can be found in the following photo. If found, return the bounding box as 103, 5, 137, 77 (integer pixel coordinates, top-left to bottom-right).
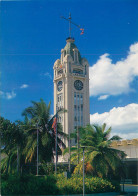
53, 37, 90, 146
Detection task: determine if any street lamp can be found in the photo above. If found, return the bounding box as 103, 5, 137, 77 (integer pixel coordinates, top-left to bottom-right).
81, 146, 90, 196
82, 146, 85, 196
37, 122, 39, 176
55, 105, 58, 175
68, 132, 71, 173
81, 146, 86, 196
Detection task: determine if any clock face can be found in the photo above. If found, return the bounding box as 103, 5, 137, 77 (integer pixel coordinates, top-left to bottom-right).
57, 81, 63, 91
74, 80, 83, 90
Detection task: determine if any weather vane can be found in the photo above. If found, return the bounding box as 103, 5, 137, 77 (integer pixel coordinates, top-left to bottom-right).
61, 13, 84, 38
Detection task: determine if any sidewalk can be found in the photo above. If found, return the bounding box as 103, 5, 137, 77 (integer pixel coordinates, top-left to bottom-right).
120, 184, 138, 193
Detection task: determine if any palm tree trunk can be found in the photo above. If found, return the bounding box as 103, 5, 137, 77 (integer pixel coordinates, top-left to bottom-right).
17, 145, 19, 174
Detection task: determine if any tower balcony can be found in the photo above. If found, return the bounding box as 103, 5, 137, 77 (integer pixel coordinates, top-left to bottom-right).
54, 73, 65, 80
72, 73, 85, 78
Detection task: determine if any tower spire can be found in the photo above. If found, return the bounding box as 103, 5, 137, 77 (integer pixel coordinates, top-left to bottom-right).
69, 13, 71, 38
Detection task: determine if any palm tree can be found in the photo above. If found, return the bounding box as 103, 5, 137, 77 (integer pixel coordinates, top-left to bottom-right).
64, 123, 126, 178
22, 99, 67, 169
0, 117, 25, 174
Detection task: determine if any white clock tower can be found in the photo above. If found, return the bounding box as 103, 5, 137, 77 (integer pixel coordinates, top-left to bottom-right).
53, 37, 90, 146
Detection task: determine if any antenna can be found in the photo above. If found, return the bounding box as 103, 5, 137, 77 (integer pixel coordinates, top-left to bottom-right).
61, 13, 83, 38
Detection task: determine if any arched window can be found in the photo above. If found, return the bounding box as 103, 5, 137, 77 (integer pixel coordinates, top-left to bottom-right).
69, 62, 71, 73
85, 65, 87, 75
74, 49, 78, 62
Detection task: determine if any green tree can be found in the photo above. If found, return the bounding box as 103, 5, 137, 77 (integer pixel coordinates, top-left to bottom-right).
0, 117, 25, 174
22, 99, 67, 166
64, 123, 126, 178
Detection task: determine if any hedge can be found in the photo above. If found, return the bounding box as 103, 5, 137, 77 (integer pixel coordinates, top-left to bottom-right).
1, 173, 120, 195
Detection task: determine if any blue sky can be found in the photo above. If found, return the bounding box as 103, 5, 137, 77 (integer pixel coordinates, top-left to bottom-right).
1, 0, 138, 139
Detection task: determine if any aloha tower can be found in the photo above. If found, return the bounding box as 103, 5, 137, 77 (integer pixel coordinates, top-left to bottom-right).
53, 36, 90, 147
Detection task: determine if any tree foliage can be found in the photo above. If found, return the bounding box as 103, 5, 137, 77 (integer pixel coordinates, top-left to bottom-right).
64, 123, 126, 178
0, 99, 67, 175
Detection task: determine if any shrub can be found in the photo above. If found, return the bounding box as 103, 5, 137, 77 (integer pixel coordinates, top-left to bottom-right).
1, 174, 59, 195
56, 174, 120, 195
1, 173, 120, 195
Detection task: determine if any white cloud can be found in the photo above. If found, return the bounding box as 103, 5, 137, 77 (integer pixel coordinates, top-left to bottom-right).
6, 91, 16, 99
98, 95, 109, 100
90, 103, 138, 139
0, 91, 4, 96
44, 72, 52, 79
89, 42, 138, 98
0, 90, 16, 100
20, 84, 29, 89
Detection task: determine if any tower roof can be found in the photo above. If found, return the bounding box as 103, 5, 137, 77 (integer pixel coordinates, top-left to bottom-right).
64, 37, 81, 63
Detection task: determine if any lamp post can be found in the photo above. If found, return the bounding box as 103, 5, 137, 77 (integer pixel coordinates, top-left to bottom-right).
77, 126, 79, 164
81, 146, 85, 196
55, 105, 58, 174
68, 132, 71, 173
37, 122, 39, 176
122, 158, 125, 193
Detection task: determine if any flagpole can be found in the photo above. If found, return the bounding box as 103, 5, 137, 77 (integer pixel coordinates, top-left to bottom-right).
55, 104, 58, 174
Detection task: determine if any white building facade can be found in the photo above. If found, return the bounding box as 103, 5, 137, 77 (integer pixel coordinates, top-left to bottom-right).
53, 38, 90, 146
111, 139, 138, 159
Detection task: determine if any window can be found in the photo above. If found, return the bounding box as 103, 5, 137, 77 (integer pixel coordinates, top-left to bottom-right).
74, 50, 78, 62
73, 69, 83, 74
80, 94, 83, 104
69, 62, 71, 73
74, 93, 76, 104
74, 93, 84, 128
58, 69, 63, 75
57, 94, 63, 108
85, 65, 87, 75
78, 116, 80, 122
